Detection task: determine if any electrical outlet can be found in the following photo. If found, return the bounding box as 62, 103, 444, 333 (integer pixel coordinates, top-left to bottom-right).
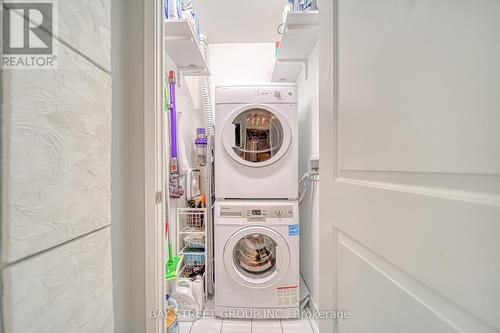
309, 155, 319, 171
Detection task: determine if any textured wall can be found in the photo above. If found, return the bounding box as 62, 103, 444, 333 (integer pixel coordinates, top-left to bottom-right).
2, 40, 111, 263
2, 228, 113, 333
1, 0, 113, 331
58, 0, 111, 71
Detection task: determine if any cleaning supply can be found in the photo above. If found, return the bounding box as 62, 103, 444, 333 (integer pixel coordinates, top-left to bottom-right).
194, 128, 208, 166
165, 221, 182, 280
165, 294, 179, 333
172, 278, 201, 312
168, 71, 184, 198
192, 275, 204, 310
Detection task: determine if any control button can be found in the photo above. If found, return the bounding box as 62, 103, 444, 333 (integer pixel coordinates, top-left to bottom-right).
274, 208, 283, 217
273, 90, 281, 97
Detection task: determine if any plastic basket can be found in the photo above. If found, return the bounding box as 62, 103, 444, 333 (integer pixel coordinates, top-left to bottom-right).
184, 252, 205, 268
183, 235, 205, 249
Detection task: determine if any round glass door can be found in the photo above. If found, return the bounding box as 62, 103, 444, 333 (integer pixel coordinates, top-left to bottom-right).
233, 234, 277, 279
223, 105, 291, 167
224, 226, 290, 289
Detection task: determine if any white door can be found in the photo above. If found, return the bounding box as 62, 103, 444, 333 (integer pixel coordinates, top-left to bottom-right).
224, 226, 290, 288
222, 104, 292, 167
318, 1, 500, 333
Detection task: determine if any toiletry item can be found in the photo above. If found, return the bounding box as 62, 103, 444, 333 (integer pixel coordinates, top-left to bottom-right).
275, 41, 280, 57
165, 0, 182, 19
165, 294, 179, 333
301, 0, 317, 11
288, 0, 299, 11
194, 128, 208, 166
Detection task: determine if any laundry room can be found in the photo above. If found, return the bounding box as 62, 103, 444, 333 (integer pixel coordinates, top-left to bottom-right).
1, 0, 497, 331
161, 1, 320, 332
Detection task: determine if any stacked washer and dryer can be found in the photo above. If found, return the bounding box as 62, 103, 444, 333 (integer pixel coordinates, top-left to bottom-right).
214, 84, 300, 319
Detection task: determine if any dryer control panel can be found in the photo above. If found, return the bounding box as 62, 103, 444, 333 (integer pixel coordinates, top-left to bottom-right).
220, 205, 294, 219
216, 85, 298, 104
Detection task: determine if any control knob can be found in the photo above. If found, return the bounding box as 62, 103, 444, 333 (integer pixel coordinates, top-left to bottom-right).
274, 208, 283, 217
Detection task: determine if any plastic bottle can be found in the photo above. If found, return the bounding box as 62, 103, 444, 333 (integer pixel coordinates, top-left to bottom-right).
165, 294, 179, 333
192, 275, 204, 310
288, 0, 299, 11
172, 279, 199, 311
165, 0, 181, 20
194, 128, 208, 166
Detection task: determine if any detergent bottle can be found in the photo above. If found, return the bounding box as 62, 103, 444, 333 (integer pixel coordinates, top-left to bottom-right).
165, 294, 179, 333
192, 275, 204, 310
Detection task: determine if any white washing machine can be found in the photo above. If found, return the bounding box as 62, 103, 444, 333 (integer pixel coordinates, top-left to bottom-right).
215, 200, 300, 319
215, 84, 298, 200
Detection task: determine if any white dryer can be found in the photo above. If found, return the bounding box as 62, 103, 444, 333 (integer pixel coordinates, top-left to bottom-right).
215, 84, 298, 199
214, 200, 300, 319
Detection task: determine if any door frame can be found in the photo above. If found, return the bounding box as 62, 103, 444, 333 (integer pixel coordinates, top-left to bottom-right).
318, 0, 337, 332
144, 0, 165, 332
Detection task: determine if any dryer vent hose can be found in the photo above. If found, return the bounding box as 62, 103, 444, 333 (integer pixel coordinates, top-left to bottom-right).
199, 34, 214, 135
298, 168, 319, 204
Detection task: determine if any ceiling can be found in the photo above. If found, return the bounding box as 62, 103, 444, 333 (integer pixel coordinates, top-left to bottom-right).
190, 0, 287, 43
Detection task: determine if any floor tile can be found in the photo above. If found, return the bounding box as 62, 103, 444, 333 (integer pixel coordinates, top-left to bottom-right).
281, 318, 314, 333
191, 318, 223, 333
252, 319, 282, 333
221, 319, 251, 333
179, 321, 193, 333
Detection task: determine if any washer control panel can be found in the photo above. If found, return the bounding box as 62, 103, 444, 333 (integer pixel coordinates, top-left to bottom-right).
220, 205, 294, 218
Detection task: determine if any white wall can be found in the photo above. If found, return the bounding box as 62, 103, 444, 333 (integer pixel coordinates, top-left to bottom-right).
297, 43, 320, 309
176, 76, 204, 169
208, 43, 275, 84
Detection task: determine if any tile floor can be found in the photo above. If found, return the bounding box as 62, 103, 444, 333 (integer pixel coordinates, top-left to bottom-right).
179, 317, 319, 333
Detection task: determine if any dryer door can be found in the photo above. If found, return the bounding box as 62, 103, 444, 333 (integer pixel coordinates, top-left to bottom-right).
222, 104, 292, 167
223, 226, 290, 289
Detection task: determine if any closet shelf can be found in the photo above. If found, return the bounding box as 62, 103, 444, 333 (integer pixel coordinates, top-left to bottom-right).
164, 19, 210, 78
271, 11, 319, 82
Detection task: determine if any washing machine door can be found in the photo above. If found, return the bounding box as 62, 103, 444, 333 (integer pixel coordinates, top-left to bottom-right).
224, 226, 290, 289
222, 104, 292, 167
